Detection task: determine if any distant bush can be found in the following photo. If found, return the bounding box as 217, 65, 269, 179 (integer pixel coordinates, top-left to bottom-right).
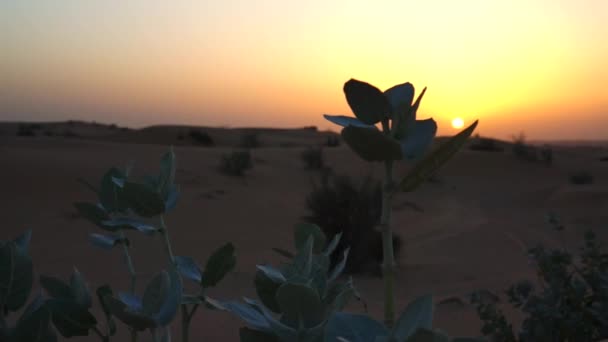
109, 123, 118, 130
17, 123, 39, 137
239, 132, 260, 148
539, 145, 553, 166
62, 130, 80, 138
219, 150, 253, 177
472, 218, 608, 342
303, 173, 401, 274
512, 132, 538, 161
325, 135, 340, 147
301, 147, 324, 170
469, 137, 504, 152
569, 170, 594, 185
189, 130, 214, 146
302, 125, 317, 131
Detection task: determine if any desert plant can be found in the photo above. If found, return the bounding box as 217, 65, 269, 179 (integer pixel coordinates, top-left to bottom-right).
240, 132, 261, 148
569, 170, 594, 185
469, 137, 503, 152
73, 148, 236, 341
301, 147, 325, 170
304, 173, 401, 274
472, 219, 608, 342
324, 78, 478, 328
17, 123, 37, 137
325, 136, 340, 147
219, 150, 253, 177
189, 130, 214, 146
511, 133, 538, 162
539, 145, 553, 166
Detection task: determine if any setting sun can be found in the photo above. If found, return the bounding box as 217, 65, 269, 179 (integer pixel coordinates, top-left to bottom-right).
451, 117, 464, 129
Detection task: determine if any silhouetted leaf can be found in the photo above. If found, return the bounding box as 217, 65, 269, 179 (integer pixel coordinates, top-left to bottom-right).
0, 241, 33, 312
153, 267, 182, 326
294, 223, 326, 254
142, 272, 170, 317
99, 168, 128, 213
384, 82, 414, 116
40, 275, 73, 300
323, 115, 377, 129
271, 247, 294, 259
73, 202, 110, 230
122, 181, 165, 217
13, 229, 32, 255
256, 265, 286, 283
328, 248, 350, 282
342, 125, 402, 162
89, 233, 123, 250
201, 243, 236, 288
175, 256, 202, 283
239, 327, 279, 342
14, 301, 55, 342
276, 283, 324, 328
254, 270, 282, 313
399, 120, 478, 192
70, 268, 92, 309
325, 312, 388, 342
96, 285, 117, 336
101, 218, 157, 235
104, 296, 156, 331
391, 295, 434, 341
344, 79, 390, 125
400, 119, 437, 161
45, 299, 97, 337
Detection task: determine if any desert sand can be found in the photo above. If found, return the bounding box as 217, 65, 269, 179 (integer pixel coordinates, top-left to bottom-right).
1, 121, 607, 341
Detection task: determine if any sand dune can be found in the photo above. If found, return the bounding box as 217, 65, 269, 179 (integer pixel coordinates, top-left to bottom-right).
1, 122, 607, 340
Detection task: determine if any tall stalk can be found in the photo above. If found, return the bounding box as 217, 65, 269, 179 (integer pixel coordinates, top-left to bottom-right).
118, 230, 137, 293
380, 120, 397, 328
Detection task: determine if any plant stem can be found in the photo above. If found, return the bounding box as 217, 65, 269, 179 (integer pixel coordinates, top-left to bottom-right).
131, 329, 138, 342
181, 304, 191, 342
92, 326, 109, 342
381, 159, 396, 328
118, 230, 137, 293
159, 215, 175, 264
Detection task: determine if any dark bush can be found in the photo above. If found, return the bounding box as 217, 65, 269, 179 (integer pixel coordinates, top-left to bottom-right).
472, 227, 608, 342
469, 137, 503, 152
303, 173, 401, 274
539, 145, 553, 166
569, 171, 594, 185
239, 132, 260, 148
512, 133, 538, 161
189, 130, 214, 146
325, 135, 340, 147
301, 147, 324, 170
17, 124, 37, 137
219, 150, 253, 177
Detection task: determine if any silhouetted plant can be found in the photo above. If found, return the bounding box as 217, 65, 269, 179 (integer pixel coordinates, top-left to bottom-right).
472, 220, 608, 342
189, 130, 214, 146
569, 170, 594, 185
17, 124, 36, 137
539, 145, 553, 166
469, 137, 503, 152
219, 150, 253, 177
304, 173, 401, 274
512, 132, 538, 161
301, 147, 325, 170
325, 135, 340, 147
239, 132, 260, 148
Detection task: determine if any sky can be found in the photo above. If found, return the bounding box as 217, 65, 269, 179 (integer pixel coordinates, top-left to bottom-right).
2, 0, 607, 140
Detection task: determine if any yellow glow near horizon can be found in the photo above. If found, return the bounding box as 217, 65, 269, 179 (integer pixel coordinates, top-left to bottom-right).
451, 118, 464, 129
2, 0, 608, 140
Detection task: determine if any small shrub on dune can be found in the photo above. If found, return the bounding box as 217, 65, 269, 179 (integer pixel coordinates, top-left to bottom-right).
301, 147, 325, 170
219, 150, 253, 177
304, 173, 401, 274
239, 132, 260, 148
569, 170, 594, 185
512, 132, 538, 161
188, 129, 214, 146
469, 137, 504, 152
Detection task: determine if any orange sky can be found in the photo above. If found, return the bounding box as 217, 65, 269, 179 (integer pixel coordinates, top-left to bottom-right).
2, 0, 607, 140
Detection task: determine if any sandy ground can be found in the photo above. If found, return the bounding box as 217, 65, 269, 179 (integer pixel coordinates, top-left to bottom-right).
1, 123, 608, 341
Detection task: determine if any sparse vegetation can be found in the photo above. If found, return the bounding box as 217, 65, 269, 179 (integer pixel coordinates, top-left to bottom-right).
472, 217, 608, 342
304, 173, 400, 274
188, 129, 214, 146
17, 123, 39, 137
539, 145, 554, 166
569, 170, 594, 185
301, 147, 325, 170
325, 135, 340, 147
469, 136, 504, 152
219, 150, 253, 176
239, 132, 260, 148
512, 132, 538, 161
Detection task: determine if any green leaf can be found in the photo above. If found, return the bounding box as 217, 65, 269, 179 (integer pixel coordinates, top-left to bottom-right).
294, 223, 326, 254
328, 248, 350, 282
121, 181, 165, 217
89, 233, 124, 250
287, 236, 314, 279
239, 327, 279, 342
271, 247, 294, 259
342, 125, 402, 162
399, 120, 478, 192
104, 295, 156, 331
142, 271, 170, 317
400, 119, 437, 161
14, 303, 55, 342
70, 268, 92, 309
99, 168, 128, 213
101, 218, 158, 235
201, 243, 236, 288
0, 242, 33, 312
326, 279, 355, 312
256, 265, 286, 283
384, 82, 415, 117
254, 270, 282, 313
323, 115, 378, 129
343, 79, 390, 125
73, 202, 110, 230
45, 298, 97, 337
13, 229, 32, 255
96, 285, 117, 336
391, 295, 434, 341
153, 267, 182, 326
221, 300, 271, 332
276, 283, 324, 328
175, 256, 202, 283
40, 275, 74, 300
324, 232, 342, 256
325, 312, 388, 342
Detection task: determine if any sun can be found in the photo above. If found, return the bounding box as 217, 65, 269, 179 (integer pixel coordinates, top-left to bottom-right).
451, 117, 464, 129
